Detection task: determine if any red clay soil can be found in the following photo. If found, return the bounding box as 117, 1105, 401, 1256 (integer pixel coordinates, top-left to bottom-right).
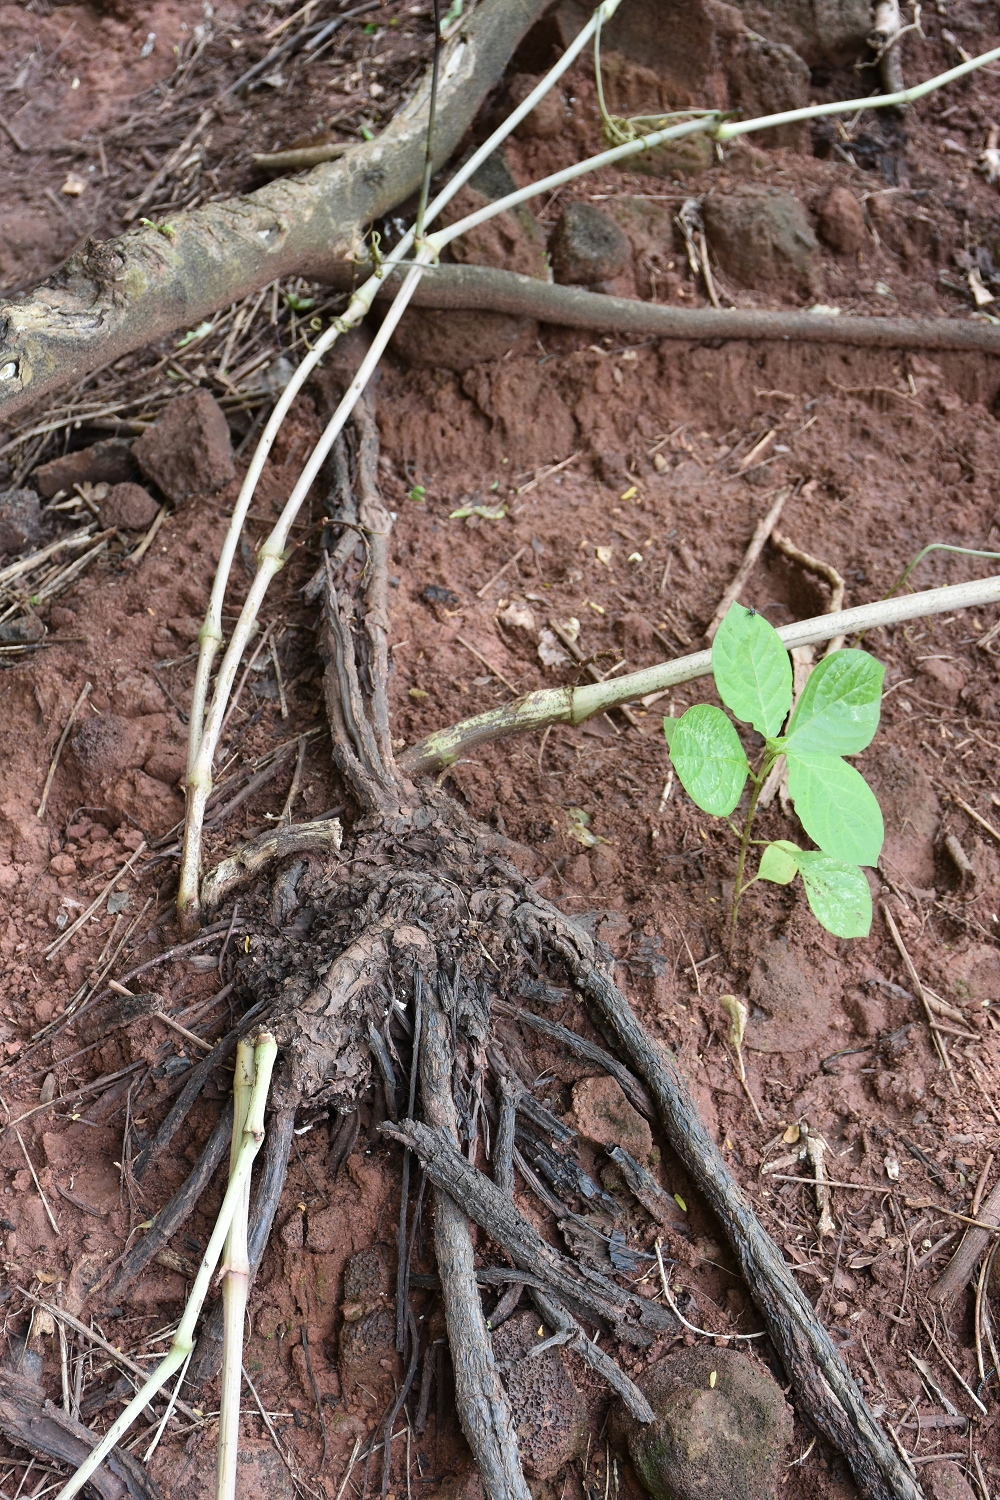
2, 4, 1000, 1500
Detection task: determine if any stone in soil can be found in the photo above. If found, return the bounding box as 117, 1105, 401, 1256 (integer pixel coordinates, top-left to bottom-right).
723, 0, 872, 65
863, 745, 940, 889
817, 186, 867, 255
33, 437, 137, 499
728, 37, 811, 150
744, 939, 836, 1053
703, 189, 818, 290
550, 202, 633, 285
920, 1462, 978, 1500
492, 1311, 587, 1479
0, 487, 42, 554
572, 1074, 653, 1162
132, 389, 235, 505
391, 307, 538, 372
338, 1243, 400, 1400
99, 481, 159, 530
611, 1346, 792, 1500
506, 71, 564, 139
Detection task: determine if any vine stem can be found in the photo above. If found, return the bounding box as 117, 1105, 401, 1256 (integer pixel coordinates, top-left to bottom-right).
216, 1038, 257, 1500
176, 0, 625, 924
53, 1032, 278, 1500
729, 761, 774, 953
401, 571, 1000, 774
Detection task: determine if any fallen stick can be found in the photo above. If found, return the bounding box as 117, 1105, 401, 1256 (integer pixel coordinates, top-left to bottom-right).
376, 263, 1000, 355
37, 681, 91, 821
517, 900, 923, 1500
930, 1178, 1000, 1305
402, 572, 1000, 774
704, 486, 792, 641
0, 0, 550, 422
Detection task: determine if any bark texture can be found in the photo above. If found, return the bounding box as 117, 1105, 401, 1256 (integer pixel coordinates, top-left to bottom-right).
0, 0, 548, 422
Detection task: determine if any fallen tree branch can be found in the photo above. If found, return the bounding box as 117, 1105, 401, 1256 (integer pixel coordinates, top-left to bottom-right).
930, 1178, 1000, 1305
0, 0, 550, 422
401, 572, 1000, 774
380, 263, 1000, 354
512, 899, 922, 1500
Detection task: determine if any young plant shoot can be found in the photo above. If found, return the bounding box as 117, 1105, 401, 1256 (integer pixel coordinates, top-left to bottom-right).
663, 603, 884, 941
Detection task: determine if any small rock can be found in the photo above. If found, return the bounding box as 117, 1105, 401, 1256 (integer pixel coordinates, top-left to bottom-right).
550, 203, 632, 285
729, 37, 811, 150
390, 308, 536, 371
0, 488, 42, 554
492, 1312, 587, 1479
745, 939, 836, 1053
703, 189, 818, 289
864, 746, 940, 888
572, 1075, 653, 1162
611, 1346, 792, 1500
723, 0, 872, 66
917, 656, 966, 707
633, 131, 716, 179
817, 186, 866, 255
34, 437, 137, 500
132, 389, 235, 505
921, 1461, 978, 1500
507, 72, 564, 139
339, 1244, 398, 1399
99, 482, 159, 531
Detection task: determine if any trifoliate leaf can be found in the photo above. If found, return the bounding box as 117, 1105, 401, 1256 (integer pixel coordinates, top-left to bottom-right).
784, 649, 884, 756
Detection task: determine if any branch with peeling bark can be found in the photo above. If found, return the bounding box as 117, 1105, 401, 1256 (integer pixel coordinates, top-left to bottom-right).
0, 0, 550, 422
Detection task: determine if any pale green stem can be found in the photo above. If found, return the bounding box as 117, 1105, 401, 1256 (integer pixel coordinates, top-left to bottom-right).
730, 759, 775, 949
216, 1040, 257, 1500
402, 572, 1000, 773
54, 1033, 278, 1500
177, 0, 621, 919
714, 43, 1000, 140
413, 0, 443, 245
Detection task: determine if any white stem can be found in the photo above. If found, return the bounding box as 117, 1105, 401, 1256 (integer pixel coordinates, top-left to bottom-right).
216, 1040, 257, 1500
54, 1033, 278, 1500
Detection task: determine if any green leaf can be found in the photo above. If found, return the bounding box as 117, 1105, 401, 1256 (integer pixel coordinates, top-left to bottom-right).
662, 716, 677, 750
786, 752, 884, 865
784, 649, 884, 755
758, 840, 800, 885
795, 852, 873, 938
712, 603, 792, 738
666, 705, 749, 817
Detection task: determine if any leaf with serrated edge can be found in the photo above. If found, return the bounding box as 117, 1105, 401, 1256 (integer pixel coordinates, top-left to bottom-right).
784, 649, 884, 756
712, 604, 792, 738
667, 704, 749, 817
795, 851, 873, 938
758, 841, 799, 885
786, 752, 884, 865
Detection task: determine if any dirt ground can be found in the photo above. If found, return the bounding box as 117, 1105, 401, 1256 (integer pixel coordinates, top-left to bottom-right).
2, 2, 1000, 1498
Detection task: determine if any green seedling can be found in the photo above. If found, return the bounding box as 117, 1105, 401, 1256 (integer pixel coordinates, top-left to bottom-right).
663, 603, 884, 943
284, 292, 315, 312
